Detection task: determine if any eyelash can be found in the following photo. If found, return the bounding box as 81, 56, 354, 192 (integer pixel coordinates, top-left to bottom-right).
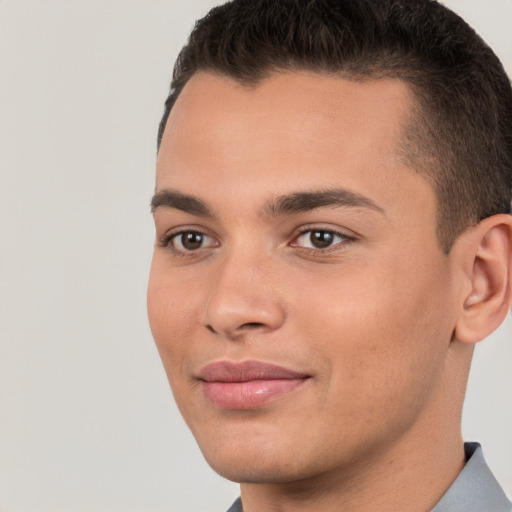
159, 228, 217, 258
159, 226, 355, 258
291, 227, 355, 255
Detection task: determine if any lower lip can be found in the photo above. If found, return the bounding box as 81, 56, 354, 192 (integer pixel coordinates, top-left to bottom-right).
202, 378, 308, 409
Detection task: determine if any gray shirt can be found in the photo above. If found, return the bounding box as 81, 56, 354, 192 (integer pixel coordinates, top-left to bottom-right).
226, 443, 511, 512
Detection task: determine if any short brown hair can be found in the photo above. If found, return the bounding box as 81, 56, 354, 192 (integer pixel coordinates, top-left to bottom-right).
158, 0, 512, 252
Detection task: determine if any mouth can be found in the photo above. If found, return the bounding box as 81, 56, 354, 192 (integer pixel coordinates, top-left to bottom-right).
197, 360, 311, 410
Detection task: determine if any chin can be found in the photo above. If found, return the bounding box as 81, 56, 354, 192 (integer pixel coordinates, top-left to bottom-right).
189, 423, 286, 480
192, 424, 328, 484
203, 449, 311, 484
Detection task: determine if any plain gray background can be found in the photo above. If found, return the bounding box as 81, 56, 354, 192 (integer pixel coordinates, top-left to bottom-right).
0, 1, 511, 511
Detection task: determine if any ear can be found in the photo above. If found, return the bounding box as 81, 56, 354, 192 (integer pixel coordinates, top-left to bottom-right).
454, 214, 512, 344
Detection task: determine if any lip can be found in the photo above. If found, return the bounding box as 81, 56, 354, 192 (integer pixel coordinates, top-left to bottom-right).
197, 360, 311, 409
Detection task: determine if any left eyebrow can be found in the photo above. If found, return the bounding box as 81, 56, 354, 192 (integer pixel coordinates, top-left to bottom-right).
150, 189, 214, 217
263, 188, 386, 217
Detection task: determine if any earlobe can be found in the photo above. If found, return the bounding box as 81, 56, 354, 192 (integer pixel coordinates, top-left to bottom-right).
454, 214, 512, 345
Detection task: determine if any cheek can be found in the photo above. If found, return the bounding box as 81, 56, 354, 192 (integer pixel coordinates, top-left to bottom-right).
291, 254, 453, 402
147, 259, 201, 376
147, 271, 208, 430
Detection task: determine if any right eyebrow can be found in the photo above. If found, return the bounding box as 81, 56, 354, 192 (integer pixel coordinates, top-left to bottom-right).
263, 188, 385, 217
150, 189, 213, 217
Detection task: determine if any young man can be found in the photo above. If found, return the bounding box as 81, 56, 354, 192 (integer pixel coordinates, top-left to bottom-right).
147, 1, 512, 510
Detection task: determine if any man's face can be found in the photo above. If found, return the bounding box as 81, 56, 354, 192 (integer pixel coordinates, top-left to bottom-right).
148, 72, 460, 483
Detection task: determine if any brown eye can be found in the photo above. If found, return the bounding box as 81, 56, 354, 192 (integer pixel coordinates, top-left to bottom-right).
181, 232, 204, 250
170, 231, 217, 253
309, 230, 334, 248
293, 229, 349, 251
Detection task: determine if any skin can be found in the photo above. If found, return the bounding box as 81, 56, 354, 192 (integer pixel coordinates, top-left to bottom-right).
148, 71, 512, 512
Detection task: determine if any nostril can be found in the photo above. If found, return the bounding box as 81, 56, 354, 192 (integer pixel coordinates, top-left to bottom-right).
205, 321, 266, 337
240, 322, 265, 329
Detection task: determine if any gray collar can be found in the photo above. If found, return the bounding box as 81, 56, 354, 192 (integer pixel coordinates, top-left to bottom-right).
432, 442, 511, 512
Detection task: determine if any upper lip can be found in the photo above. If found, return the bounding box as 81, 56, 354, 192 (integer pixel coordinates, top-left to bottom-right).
197, 360, 310, 383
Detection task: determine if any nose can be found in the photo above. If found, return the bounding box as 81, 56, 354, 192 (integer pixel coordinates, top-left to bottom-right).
203, 251, 286, 340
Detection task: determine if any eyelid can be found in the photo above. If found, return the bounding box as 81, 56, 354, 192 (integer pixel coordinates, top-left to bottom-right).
156, 223, 355, 258
289, 225, 356, 252
158, 225, 220, 256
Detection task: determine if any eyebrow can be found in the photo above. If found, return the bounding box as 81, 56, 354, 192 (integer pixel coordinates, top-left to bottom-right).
264, 188, 385, 217
150, 187, 385, 217
151, 190, 213, 216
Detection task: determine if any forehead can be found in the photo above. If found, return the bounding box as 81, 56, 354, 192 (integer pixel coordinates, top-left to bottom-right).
160, 71, 414, 158
157, 71, 414, 177
156, 71, 433, 225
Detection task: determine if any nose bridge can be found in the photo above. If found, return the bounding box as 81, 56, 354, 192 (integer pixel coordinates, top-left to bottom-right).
204, 242, 286, 338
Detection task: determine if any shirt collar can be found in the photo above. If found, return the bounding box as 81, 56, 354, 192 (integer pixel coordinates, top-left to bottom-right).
431, 442, 511, 512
